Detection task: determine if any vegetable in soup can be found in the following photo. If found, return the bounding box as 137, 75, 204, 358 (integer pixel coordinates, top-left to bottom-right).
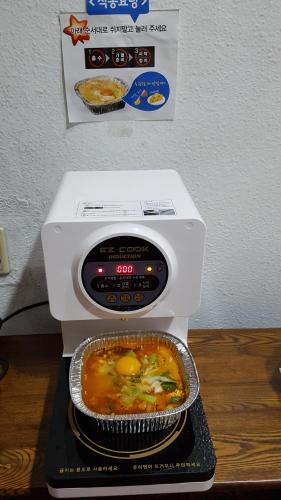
82, 342, 187, 415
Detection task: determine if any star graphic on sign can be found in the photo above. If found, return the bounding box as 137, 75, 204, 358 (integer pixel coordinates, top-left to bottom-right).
63, 15, 90, 46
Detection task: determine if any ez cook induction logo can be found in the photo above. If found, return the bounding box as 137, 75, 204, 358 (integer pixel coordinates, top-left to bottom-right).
63, 15, 90, 46
100, 246, 149, 253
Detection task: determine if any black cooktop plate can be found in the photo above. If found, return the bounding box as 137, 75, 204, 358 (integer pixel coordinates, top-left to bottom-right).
46, 358, 216, 490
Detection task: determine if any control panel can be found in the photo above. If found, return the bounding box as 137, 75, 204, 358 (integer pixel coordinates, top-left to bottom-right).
81, 236, 168, 311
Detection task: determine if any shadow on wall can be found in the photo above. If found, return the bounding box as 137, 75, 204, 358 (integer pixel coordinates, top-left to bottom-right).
2, 233, 60, 336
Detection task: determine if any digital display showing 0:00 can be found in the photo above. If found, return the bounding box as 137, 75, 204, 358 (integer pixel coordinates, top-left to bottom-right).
115, 264, 135, 274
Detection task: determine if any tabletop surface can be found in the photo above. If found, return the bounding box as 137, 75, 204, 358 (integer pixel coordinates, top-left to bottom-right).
0, 328, 281, 497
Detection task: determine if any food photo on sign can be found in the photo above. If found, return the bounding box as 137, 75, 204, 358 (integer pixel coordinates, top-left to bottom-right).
60, 10, 179, 123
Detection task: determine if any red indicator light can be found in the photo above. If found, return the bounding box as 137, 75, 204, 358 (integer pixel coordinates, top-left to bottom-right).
96, 266, 105, 275
115, 264, 135, 275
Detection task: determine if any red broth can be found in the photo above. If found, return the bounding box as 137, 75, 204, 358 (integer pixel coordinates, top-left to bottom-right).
82, 342, 187, 415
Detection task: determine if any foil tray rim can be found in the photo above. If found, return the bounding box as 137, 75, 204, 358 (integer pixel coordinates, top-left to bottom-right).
69, 330, 200, 424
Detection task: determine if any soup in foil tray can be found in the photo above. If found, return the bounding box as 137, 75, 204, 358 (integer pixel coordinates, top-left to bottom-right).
82, 341, 187, 415
76, 78, 127, 105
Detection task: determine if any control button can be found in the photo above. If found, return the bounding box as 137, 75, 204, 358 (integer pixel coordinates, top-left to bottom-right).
134, 293, 144, 303
121, 281, 131, 291
133, 281, 141, 289
142, 280, 150, 289
98, 282, 109, 290
157, 264, 164, 272
106, 294, 117, 304
120, 294, 132, 303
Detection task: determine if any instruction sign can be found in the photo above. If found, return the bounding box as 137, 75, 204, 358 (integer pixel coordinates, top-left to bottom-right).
60, 10, 179, 123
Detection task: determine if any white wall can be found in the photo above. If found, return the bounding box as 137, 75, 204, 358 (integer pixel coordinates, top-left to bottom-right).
1, 0, 281, 335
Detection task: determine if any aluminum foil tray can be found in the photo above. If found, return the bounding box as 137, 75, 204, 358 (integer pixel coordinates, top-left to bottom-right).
74, 76, 129, 115
69, 331, 199, 434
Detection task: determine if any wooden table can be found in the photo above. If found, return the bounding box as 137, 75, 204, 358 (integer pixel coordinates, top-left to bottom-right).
1, 329, 281, 499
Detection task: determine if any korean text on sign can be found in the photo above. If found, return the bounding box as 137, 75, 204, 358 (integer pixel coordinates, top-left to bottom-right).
87, 0, 149, 22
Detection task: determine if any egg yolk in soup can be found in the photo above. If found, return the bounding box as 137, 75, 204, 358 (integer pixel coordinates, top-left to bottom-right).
116, 355, 141, 376
82, 342, 187, 415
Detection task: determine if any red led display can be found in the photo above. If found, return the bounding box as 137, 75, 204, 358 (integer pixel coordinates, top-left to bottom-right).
115, 264, 135, 275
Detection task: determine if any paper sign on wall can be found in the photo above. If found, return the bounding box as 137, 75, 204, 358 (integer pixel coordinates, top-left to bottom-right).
60, 11, 179, 123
